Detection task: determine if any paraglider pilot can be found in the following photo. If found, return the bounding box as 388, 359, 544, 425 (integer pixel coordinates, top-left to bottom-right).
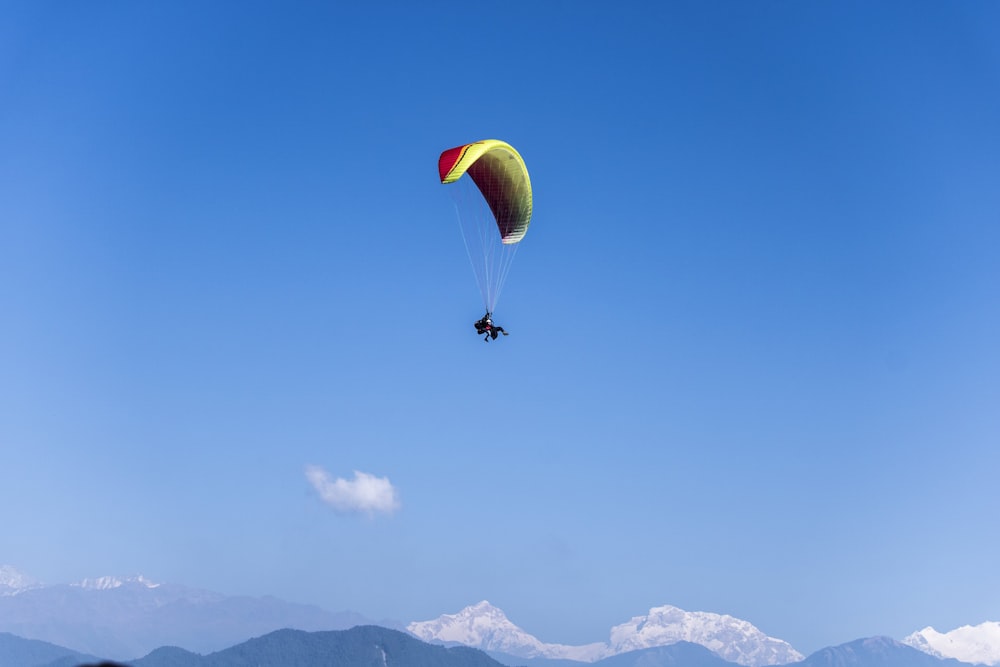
474, 312, 508, 342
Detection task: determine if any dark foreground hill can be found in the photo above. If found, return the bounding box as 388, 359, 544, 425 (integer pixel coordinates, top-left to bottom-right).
0, 631, 97, 667
82, 626, 508, 667
28, 629, 983, 667
790, 637, 973, 667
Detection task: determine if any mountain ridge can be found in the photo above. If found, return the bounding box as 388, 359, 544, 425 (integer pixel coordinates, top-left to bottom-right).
790, 636, 974, 667
12, 631, 986, 667
408, 601, 802, 667
0, 566, 374, 660
2, 566, 998, 666
0, 625, 990, 667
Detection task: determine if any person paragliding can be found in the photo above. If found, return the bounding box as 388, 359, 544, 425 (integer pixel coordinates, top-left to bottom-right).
438, 140, 532, 343
474, 311, 508, 342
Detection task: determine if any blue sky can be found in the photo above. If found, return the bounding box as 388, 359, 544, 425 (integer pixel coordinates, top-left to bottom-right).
1, 0, 998, 655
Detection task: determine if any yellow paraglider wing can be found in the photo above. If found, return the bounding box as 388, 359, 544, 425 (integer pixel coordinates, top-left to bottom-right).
438, 140, 532, 244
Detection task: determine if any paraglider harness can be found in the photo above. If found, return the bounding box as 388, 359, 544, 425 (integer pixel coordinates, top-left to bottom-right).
474, 312, 508, 342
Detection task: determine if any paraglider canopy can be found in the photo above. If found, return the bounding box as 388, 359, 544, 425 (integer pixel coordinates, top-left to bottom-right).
438, 140, 532, 245
439, 139, 532, 314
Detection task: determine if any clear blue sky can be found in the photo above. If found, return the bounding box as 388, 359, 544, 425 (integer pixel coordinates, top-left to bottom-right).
2, 0, 998, 656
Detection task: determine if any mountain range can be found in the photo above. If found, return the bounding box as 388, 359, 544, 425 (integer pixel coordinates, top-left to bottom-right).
0, 626, 504, 667
1, 566, 998, 666
407, 600, 803, 666
0, 628, 986, 667
0, 567, 378, 659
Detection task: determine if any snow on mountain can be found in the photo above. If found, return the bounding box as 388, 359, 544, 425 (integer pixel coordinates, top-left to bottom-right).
408, 601, 801, 666
903, 622, 1000, 666
407, 601, 607, 661
608, 605, 803, 666
72, 574, 161, 590
1, 567, 161, 594
0, 565, 40, 594
0, 568, 373, 659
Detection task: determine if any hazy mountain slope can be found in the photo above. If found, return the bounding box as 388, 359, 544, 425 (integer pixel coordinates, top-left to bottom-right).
0, 631, 94, 667
793, 637, 974, 667
595, 641, 742, 667
485, 652, 595, 667
117, 645, 202, 667
0, 574, 369, 660
485, 642, 741, 667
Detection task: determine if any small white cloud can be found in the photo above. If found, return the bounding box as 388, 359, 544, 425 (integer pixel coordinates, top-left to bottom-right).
305, 465, 401, 517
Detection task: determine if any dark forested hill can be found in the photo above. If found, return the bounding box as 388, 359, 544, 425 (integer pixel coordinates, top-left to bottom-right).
121, 626, 507, 667
0, 631, 95, 667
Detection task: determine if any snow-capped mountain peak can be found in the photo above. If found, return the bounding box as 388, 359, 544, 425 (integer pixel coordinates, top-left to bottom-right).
72, 574, 161, 590
407, 599, 512, 640
903, 622, 1000, 666
0, 565, 40, 594
608, 604, 804, 666
408, 601, 801, 666
407, 601, 606, 661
